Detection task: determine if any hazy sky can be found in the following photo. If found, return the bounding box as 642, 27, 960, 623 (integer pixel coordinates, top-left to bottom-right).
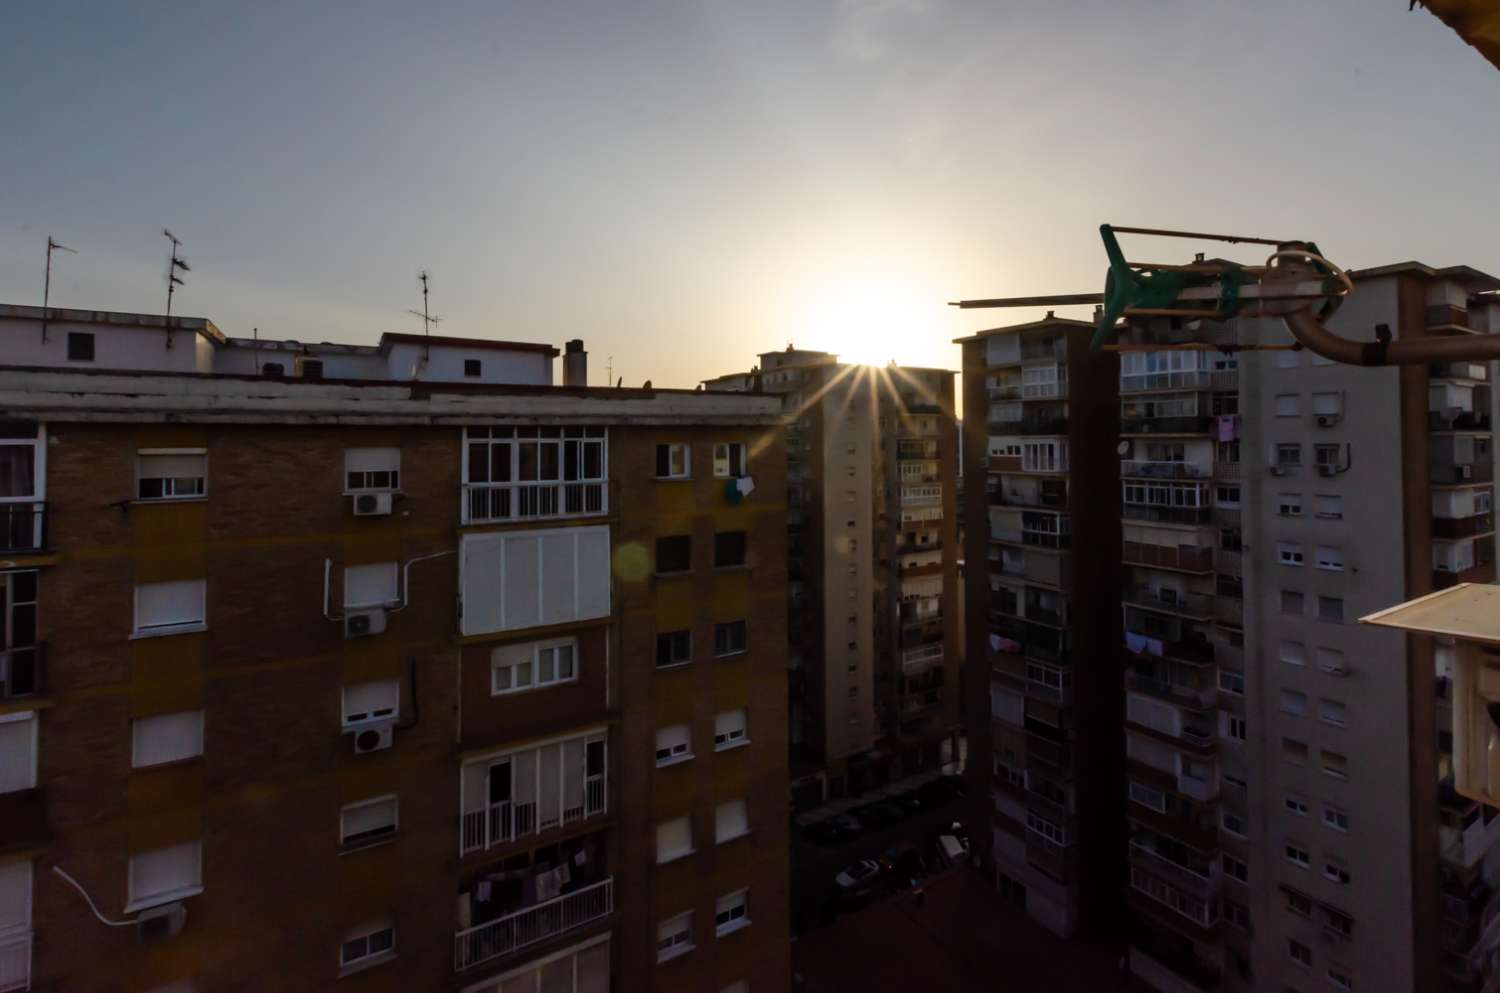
2, 1, 1496, 386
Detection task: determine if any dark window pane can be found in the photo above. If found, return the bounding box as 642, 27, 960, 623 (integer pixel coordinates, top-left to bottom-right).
714, 531, 747, 568
656, 535, 692, 573
464, 359, 482, 377
656, 445, 670, 477
67, 332, 94, 361
584, 441, 602, 478
468, 443, 490, 483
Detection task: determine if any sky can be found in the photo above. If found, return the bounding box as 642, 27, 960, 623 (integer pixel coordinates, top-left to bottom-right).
2, 1, 1497, 388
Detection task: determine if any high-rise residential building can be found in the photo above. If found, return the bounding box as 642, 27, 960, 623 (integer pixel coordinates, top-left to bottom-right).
0, 304, 790, 993
956, 315, 1124, 938
705, 349, 961, 807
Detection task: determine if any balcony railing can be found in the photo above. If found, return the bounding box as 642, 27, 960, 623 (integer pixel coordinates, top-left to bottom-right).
454, 878, 613, 971
1122, 505, 1213, 526
0, 931, 31, 993
1120, 461, 1208, 480
1176, 774, 1218, 802
0, 644, 46, 702
1122, 541, 1213, 574
1123, 586, 1212, 618
1434, 514, 1496, 539
1126, 671, 1216, 710
988, 384, 1023, 401
1431, 461, 1495, 485
0, 502, 45, 554
1017, 416, 1069, 435
901, 644, 944, 674
460, 776, 606, 856
1129, 839, 1218, 897
1026, 679, 1072, 707
1432, 361, 1489, 382
1430, 411, 1492, 432
1120, 415, 1214, 435
462, 481, 607, 525
1120, 371, 1212, 393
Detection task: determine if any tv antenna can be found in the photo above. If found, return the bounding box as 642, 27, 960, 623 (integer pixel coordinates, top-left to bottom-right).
41, 236, 77, 342
406, 269, 443, 361
162, 229, 190, 349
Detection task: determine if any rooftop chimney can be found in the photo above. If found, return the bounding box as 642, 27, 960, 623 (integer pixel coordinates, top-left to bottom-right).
563, 339, 588, 387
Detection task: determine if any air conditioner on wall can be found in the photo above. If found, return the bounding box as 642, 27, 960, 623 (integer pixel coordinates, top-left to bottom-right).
1316, 414, 1341, 428
137, 902, 187, 943
353, 492, 393, 516
345, 608, 387, 638
352, 721, 395, 754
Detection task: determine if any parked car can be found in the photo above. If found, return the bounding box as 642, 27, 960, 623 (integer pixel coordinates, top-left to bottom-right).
938, 834, 968, 864
834, 859, 883, 890
802, 820, 844, 846
882, 842, 923, 883
853, 801, 902, 828
829, 813, 863, 835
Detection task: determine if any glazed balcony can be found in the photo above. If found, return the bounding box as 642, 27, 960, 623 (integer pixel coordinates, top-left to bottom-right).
0, 644, 46, 702
1123, 541, 1214, 574
1121, 415, 1214, 436
1120, 460, 1209, 480
0, 502, 45, 554
1129, 837, 1219, 900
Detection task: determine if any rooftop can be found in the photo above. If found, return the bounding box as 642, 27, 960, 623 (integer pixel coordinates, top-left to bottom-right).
952, 313, 1099, 345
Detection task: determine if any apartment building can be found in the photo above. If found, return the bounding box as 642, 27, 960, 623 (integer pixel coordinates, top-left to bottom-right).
956, 315, 1124, 938
705, 350, 961, 807
0, 304, 790, 993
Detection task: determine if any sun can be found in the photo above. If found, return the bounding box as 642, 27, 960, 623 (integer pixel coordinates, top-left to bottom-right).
791, 268, 946, 368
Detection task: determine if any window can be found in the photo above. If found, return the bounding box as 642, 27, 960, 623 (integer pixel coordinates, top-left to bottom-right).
656, 816, 693, 863
345, 448, 400, 492
1316, 494, 1344, 519
1287, 889, 1313, 917
1218, 670, 1244, 695
1281, 640, 1306, 666
341, 680, 399, 728
131, 710, 204, 769
656, 535, 692, 574
1276, 443, 1302, 468
1225, 714, 1247, 741
1328, 967, 1353, 991
1317, 596, 1344, 623
1280, 689, 1308, 716
714, 531, 747, 568
339, 920, 395, 972
126, 840, 203, 912
491, 637, 577, 694
657, 911, 694, 962
1284, 738, 1309, 765
463, 358, 482, 377
1324, 859, 1350, 885
1224, 900, 1250, 930
134, 579, 207, 636
1281, 590, 1305, 616
1319, 698, 1347, 727
1285, 794, 1309, 816
655, 443, 691, 479
343, 562, 398, 609
1278, 542, 1305, 566
1129, 780, 1167, 813
714, 620, 747, 657
1222, 810, 1247, 836
713, 443, 746, 478
1289, 938, 1312, 967
1316, 547, 1345, 574
1285, 842, 1311, 868
66, 331, 95, 361
462, 427, 608, 523
1276, 348, 1299, 369
1222, 854, 1248, 883
1312, 392, 1343, 417
137, 450, 207, 501
714, 708, 748, 750
340, 795, 398, 849
656, 724, 692, 766
656, 630, 691, 668
1216, 485, 1241, 507
1275, 394, 1301, 417
715, 889, 749, 936
0, 712, 37, 794
1321, 749, 1348, 779
1323, 805, 1350, 832
1278, 493, 1303, 516
1315, 443, 1343, 468
715, 799, 749, 843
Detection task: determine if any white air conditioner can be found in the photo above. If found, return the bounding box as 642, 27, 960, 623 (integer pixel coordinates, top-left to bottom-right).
352, 721, 395, 754
1269, 465, 1287, 476
345, 608, 387, 638
137, 901, 187, 943
1316, 414, 1341, 428
352, 492, 393, 516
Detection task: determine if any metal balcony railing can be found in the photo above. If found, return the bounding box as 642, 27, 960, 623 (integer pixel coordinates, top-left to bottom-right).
0, 644, 46, 702
1433, 514, 1496, 539
1432, 361, 1489, 382
901, 644, 944, 674
1129, 839, 1218, 896
1121, 505, 1213, 526
1120, 371, 1212, 393
460, 776, 606, 856
1122, 541, 1213, 573
0, 931, 31, 993
1123, 586, 1212, 618
1126, 671, 1215, 710
1120, 460, 1208, 480
1017, 416, 1069, 435
0, 502, 45, 554
462, 481, 607, 525
1120, 415, 1214, 435
1431, 461, 1495, 485
454, 878, 613, 971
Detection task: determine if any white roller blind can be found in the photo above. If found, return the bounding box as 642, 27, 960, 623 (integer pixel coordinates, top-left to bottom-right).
461, 526, 611, 636
714, 709, 747, 745
0, 713, 36, 794
0, 858, 31, 931
1274, 395, 1299, 416
132, 711, 204, 768
1312, 393, 1342, 415
128, 841, 201, 909
342, 680, 399, 726
656, 724, 691, 761
575, 939, 611, 993
135, 580, 206, 632
341, 796, 397, 840
715, 799, 748, 842
656, 816, 692, 862
344, 563, 397, 608
139, 453, 206, 479
345, 448, 399, 473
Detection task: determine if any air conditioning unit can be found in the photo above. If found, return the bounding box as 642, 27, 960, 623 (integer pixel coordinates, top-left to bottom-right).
137, 901, 187, 943
352, 492, 393, 516
1316, 414, 1341, 427
1317, 464, 1338, 477
1268, 465, 1287, 476
1321, 661, 1350, 677
352, 721, 395, 754
345, 608, 387, 638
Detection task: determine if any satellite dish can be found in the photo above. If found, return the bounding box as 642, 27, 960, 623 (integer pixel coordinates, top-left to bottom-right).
1116, 441, 1130, 456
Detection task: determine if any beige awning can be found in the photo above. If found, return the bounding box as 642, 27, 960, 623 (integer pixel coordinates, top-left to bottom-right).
1361, 583, 1500, 645
1418, 0, 1500, 72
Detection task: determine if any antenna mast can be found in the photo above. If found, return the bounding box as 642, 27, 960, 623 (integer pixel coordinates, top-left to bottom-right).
162, 229, 190, 349
42, 236, 77, 343
405, 269, 444, 363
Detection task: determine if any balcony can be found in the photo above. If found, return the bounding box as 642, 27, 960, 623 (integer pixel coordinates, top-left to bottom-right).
1122, 505, 1213, 526
1176, 773, 1218, 802
1123, 541, 1213, 574
1432, 461, 1495, 485
0, 645, 45, 702
1121, 461, 1209, 480
1025, 678, 1073, 707
1435, 563, 1497, 590
1017, 416, 1070, 435
462, 481, 607, 525
1121, 371, 1212, 393
988, 454, 1023, 472
901, 644, 944, 675
1126, 671, 1216, 710
1126, 632, 1215, 666
0, 503, 45, 554
1213, 597, 1242, 627
1213, 461, 1240, 481
897, 441, 939, 460
454, 877, 613, 971
1432, 361, 1489, 382
1210, 370, 1239, 391
1121, 415, 1214, 436
1124, 586, 1212, 620
0, 932, 30, 993
1430, 411, 1492, 432
461, 777, 607, 856
988, 383, 1023, 401
1434, 514, 1496, 539
1130, 838, 1219, 899
903, 689, 942, 716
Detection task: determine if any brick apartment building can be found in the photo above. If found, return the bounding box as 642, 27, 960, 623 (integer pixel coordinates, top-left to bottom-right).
0, 304, 789, 993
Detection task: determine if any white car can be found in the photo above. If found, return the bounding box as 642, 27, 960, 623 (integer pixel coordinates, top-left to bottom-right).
834, 859, 882, 890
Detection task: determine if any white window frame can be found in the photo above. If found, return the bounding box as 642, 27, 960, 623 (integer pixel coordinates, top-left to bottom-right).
714, 620, 748, 658
339, 919, 396, 974
340, 795, 398, 849
1281, 640, 1306, 667
132, 579, 207, 638
714, 708, 749, 751
1278, 542, 1305, 567
125, 840, 203, 913
1224, 714, 1247, 741
1323, 860, 1350, 885
655, 724, 693, 767
1221, 809, 1247, 838
1280, 689, 1308, 716
1222, 853, 1248, 883
1317, 596, 1344, 623
715, 798, 749, 844
655, 443, 692, 480
1315, 494, 1344, 520
1288, 938, 1312, 967
341, 679, 399, 729
344, 448, 401, 493
1218, 669, 1244, 695
1321, 749, 1348, 779
1285, 794, 1309, 817
1323, 804, 1349, 832
490, 637, 578, 695
714, 889, 750, 936
131, 710, 205, 769
657, 911, 694, 962
713, 443, 746, 478
1285, 842, 1311, 869
136, 449, 208, 502
1128, 779, 1167, 813
1274, 394, 1301, 417
1328, 967, 1353, 991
